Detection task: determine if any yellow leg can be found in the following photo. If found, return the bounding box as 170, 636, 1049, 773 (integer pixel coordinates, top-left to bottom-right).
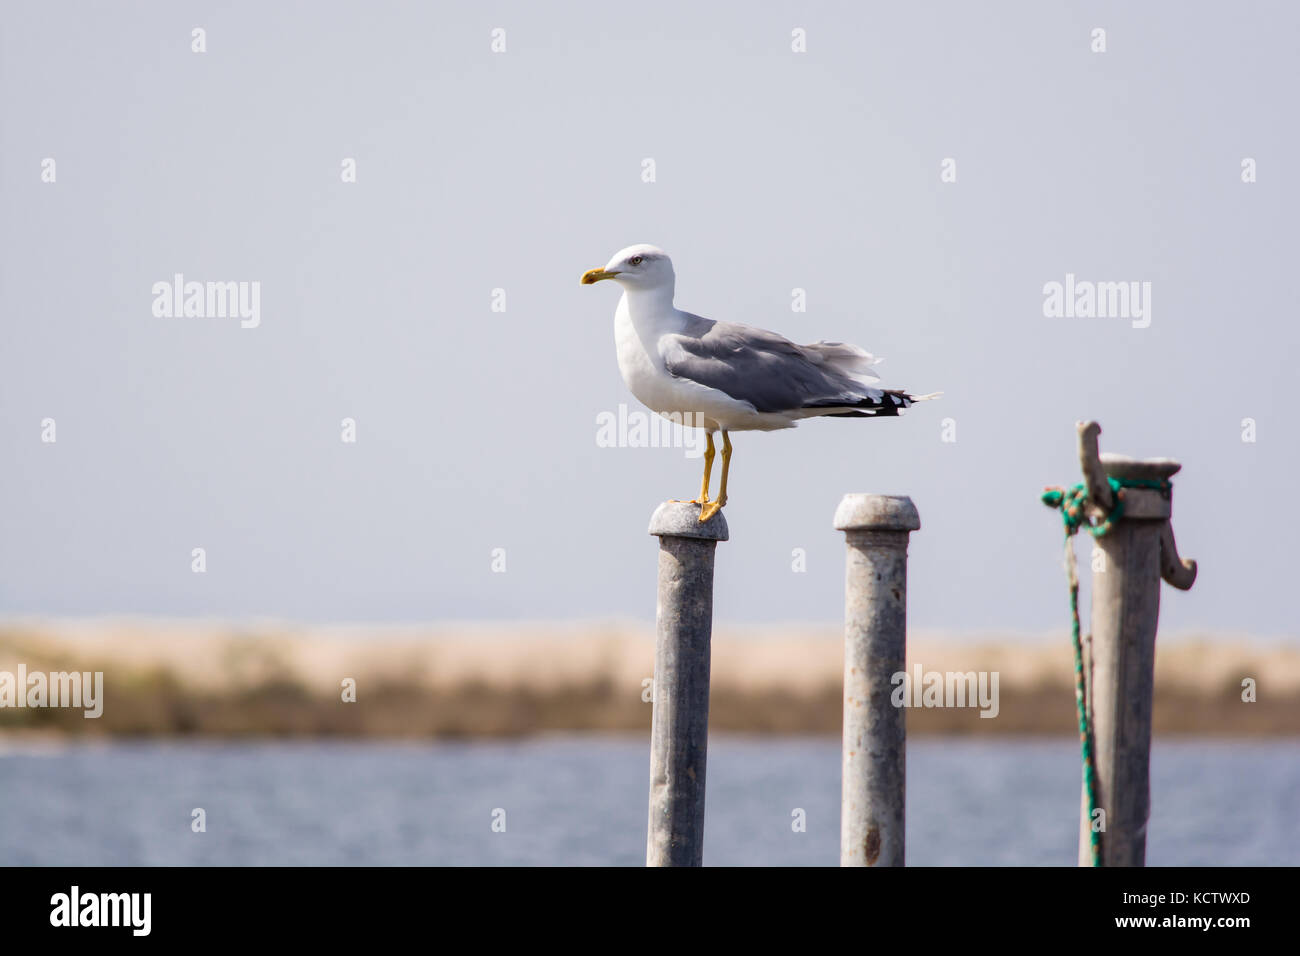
699, 431, 731, 522
670, 432, 715, 504
696, 432, 715, 503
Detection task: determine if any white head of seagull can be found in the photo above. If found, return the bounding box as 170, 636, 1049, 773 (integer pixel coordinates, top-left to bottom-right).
581, 243, 675, 294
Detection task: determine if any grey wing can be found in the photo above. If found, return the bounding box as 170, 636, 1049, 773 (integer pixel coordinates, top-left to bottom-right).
659, 318, 896, 414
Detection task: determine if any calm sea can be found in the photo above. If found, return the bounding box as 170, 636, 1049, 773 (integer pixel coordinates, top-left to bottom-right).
0, 736, 1294, 866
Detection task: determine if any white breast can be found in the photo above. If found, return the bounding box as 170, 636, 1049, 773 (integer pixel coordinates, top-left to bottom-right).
612, 295, 775, 432
613, 297, 674, 412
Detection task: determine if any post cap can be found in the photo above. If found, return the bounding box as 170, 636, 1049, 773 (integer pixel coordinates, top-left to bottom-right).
648, 501, 730, 541
1099, 453, 1182, 481
833, 494, 921, 533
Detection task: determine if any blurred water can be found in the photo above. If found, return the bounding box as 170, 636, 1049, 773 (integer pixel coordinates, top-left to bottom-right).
0, 736, 1294, 866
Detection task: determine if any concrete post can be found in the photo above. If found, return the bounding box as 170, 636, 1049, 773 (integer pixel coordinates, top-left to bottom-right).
834, 494, 920, 867
1073, 423, 1197, 866
645, 501, 728, 867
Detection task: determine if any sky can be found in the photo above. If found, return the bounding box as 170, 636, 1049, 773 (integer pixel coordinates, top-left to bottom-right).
1, 2, 1296, 638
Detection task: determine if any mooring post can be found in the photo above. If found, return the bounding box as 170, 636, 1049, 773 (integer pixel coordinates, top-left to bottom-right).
645, 501, 728, 867
834, 494, 920, 867
1074, 422, 1197, 866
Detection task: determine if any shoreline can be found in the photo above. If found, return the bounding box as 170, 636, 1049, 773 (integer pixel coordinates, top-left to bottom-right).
1, 620, 1295, 738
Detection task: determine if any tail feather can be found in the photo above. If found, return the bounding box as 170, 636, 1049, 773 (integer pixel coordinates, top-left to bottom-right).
802, 387, 940, 418
801, 340, 882, 386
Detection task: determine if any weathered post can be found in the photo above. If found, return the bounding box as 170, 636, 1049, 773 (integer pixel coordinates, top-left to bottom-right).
834, 494, 920, 867
1072, 422, 1197, 866
645, 501, 728, 867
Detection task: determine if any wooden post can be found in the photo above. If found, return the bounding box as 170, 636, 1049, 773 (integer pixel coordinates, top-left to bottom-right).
1073, 422, 1196, 866
834, 494, 920, 867
645, 501, 728, 867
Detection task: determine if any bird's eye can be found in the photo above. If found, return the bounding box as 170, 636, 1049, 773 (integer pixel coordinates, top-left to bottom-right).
629, 256, 644, 266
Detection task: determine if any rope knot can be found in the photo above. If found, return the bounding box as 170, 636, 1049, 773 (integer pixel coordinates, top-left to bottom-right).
1041, 476, 1170, 540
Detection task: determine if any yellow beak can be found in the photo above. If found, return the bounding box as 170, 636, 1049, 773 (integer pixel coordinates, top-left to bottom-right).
581, 268, 620, 285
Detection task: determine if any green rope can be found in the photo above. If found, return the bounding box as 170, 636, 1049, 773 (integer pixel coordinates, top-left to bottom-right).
1040, 475, 1170, 867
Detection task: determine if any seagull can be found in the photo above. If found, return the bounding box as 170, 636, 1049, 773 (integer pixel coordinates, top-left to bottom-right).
582, 243, 937, 522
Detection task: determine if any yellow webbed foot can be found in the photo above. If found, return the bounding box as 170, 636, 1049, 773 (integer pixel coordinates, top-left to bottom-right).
698, 500, 724, 523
